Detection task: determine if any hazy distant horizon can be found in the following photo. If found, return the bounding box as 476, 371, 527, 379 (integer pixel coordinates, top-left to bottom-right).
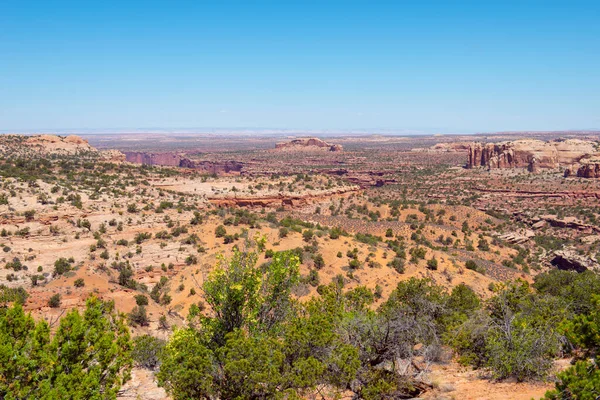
1, 127, 600, 138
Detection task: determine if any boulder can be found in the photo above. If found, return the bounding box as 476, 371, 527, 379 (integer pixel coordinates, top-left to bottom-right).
551, 249, 600, 273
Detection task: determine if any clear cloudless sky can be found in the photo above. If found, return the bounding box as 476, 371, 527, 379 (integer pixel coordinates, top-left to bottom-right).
0, 0, 599, 133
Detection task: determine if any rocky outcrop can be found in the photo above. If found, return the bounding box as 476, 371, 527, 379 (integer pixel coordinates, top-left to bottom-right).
498, 230, 535, 244
25, 135, 96, 154
98, 149, 126, 162
208, 186, 358, 208
0, 134, 125, 161
344, 174, 396, 188
467, 139, 597, 172
564, 156, 600, 178
511, 211, 600, 234
124, 152, 243, 174
275, 138, 343, 152
322, 169, 397, 187
576, 162, 600, 178
551, 249, 600, 273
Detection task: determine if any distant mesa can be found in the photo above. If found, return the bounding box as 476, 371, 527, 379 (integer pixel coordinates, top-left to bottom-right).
430, 142, 471, 152
412, 142, 471, 153
467, 139, 599, 174
275, 137, 343, 152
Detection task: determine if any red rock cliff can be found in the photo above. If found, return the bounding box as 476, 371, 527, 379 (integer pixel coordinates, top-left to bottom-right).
467, 139, 596, 172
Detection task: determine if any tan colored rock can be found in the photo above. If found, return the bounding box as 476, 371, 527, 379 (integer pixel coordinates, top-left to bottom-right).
275, 137, 343, 152
99, 149, 126, 162
573, 155, 600, 178
468, 139, 598, 172
25, 134, 95, 154
577, 163, 600, 178
0, 134, 126, 161
551, 249, 600, 273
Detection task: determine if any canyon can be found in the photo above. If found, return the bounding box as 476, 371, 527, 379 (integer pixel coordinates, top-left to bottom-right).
124, 151, 244, 174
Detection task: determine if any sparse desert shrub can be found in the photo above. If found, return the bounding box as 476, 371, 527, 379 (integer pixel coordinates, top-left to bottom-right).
118, 264, 136, 289
5, 257, 24, 272
128, 305, 149, 326
313, 254, 325, 269
349, 259, 361, 270
160, 294, 172, 306
215, 225, 227, 238
53, 257, 72, 276
302, 229, 314, 242
465, 260, 485, 274
135, 294, 149, 306
477, 238, 490, 251
185, 255, 198, 265
278, 227, 289, 238
388, 256, 405, 273
132, 335, 166, 370
23, 209, 35, 221
223, 234, 237, 244
425, 257, 437, 270
48, 293, 61, 308
134, 232, 152, 244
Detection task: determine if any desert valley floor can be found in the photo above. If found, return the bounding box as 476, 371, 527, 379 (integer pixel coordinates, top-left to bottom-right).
1, 131, 600, 399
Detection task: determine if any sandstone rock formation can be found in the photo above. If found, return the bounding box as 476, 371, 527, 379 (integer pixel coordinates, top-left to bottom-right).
564, 155, 600, 178
498, 230, 535, 244
551, 249, 600, 273
467, 139, 597, 172
576, 162, 600, 178
0, 134, 125, 161
275, 138, 343, 152
99, 149, 126, 162
25, 134, 95, 154
208, 186, 358, 208
124, 152, 244, 174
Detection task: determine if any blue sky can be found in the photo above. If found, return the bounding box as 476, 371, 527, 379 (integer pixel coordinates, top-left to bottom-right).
1, 0, 599, 133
